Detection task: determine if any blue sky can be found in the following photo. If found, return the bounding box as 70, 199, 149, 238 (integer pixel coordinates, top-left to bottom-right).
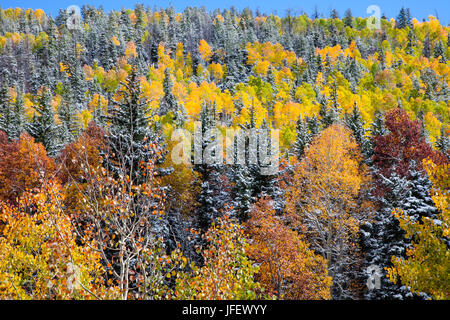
1, 0, 449, 24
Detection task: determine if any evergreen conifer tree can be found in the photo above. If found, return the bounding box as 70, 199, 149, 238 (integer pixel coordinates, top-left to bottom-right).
345, 101, 370, 157
306, 114, 320, 137
292, 114, 311, 159
0, 80, 13, 139
160, 67, 177, 115
423, 34, 431, 58
433, 40, 447, 63
396, 7, 407, 29
58, 98, 80, 144
362, 166, 435, 300
435, 126, 450, 160
194, 103, 229, 230
27, 88, 63, 157
343, 9, 353, 28
103, 66, 166, 185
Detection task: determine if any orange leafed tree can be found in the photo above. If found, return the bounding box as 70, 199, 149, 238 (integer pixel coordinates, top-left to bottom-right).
57, 121, 107, 218
58, 121, 106, 186
0, 132, 55, 203
246, 198, 332, 300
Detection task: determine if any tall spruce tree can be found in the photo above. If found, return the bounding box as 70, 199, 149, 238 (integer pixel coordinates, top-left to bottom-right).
396, 7, 408, 29
292, 114, 311, 159
435, 126, 450, 160
423, 34, 431, 58
27, 88, 63, 157
194, 103, 229, 231
433, 40, 447, 63
369, 110, 388, 137
58, 98, 80, 144
345, 101, 370, 157
249, 119, 284, 214
229, 128, 254, 222
103, 66, 165, 185
0, 80, 14, 139
366, 110, 388, 160
362, 165, 435, 300
320, 80, 341, 128
343, 9, 353, 28
406, 30, 416, 55
159, 67, 177, 115
9, 88, 25, 140
306, 114, 320, 137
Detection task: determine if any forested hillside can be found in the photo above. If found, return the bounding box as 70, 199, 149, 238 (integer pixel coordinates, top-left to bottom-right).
0, 5, 448, 300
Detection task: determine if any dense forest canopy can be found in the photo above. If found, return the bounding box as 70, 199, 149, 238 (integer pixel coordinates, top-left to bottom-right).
0, 4, 448, 300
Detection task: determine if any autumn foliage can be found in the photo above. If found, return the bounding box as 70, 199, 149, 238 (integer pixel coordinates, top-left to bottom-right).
246, 199, 332, 299
0, 181, 118, 299
387, 159, 450, 299
0, 132, 55, 203
0, 5, 449, 301
285, 124, 372, 298
175, 216, 260, 300
372, 108, 448, 180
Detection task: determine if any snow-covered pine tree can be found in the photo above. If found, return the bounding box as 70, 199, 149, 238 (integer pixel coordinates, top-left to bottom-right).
0, 80, 14, 139
396, 7, 408, 29
250, 119, 284, 214
58, 98, 80, 144
292, 114, 311, 159
318, 94, 329, 125
194, 102, 229, 231
362, 164, 435, 300
103, 66, 166, 185
370, 110, 388, 137
422, 34, 431, 58
438, 79, 449, 103
405, 8, 413, 28
433, 40, 447, 63
68, 54, 87, 106
406, 30, 416, 55
401, 166, 438, 223
306, 114, 320, 137
345, 101, 370, 158
366, 109, 387, 161
229, 132, 254, 222
266, 66, 276, 90
347, 57, 361, 89
320, 81, 341, 129
26, 87, 63, 157
159, 67, 177, 116
43, 18, 59, 87
10, 88, 25, 140
173, 102, 187, 128
435, 126, 450, 160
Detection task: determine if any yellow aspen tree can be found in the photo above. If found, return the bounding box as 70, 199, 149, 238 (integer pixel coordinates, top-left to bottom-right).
285, 124, 373, 299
